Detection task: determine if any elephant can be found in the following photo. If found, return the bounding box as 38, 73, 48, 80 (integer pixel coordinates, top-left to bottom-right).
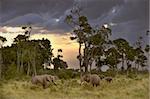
31, 74, 57, 89
51, 75, 59, 81
81, 73, 100, 87
104, 77, 113, 83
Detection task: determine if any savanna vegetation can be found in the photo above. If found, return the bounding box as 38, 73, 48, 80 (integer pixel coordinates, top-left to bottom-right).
0, 6, 149, 99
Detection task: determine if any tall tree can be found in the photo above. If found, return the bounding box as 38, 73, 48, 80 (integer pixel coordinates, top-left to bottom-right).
65, 7, 92, 72
52, 49, 68, 70
113, 38, 129, 71
65, 7, 111, 72
105, 47, 121, 71
0, 36, 7, 79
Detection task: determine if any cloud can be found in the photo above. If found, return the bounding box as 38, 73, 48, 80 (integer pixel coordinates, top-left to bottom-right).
0, 0, 149, 41
1, 0, 73, 22
77, 0, 124, 19
112, 0, 148, 23
3, 13, 44, 26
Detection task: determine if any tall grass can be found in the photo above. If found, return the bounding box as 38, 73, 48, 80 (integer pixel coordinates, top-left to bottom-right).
0, 74, 149, 99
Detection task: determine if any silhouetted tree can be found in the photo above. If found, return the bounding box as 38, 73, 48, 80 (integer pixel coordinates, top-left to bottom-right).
0, 36, 7, 79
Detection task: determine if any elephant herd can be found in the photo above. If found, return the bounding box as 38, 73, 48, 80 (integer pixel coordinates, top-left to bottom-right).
31, 73, 112, 89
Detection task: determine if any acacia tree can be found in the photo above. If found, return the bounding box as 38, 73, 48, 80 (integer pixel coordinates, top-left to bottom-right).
125, 46, 136, 75
14, 26, 31, 73
144, 45, 150, 67
89, 25, 111, 70
65, 7, 111, 72
134, 35, 148, 71
105, 47, 121, 71
0, 36, 7, 79
134, 48, 147, 71
14, 26, 40, 75
52, 49, 68, 70
113, 38, 130, 71
65, 7, 92, 72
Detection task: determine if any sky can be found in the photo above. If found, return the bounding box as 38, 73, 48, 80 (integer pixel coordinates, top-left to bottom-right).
0, 0, 149, 68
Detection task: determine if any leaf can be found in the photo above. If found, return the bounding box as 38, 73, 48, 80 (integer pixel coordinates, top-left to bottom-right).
0, 36, 7, 42
25, 31, 28, 34
65, 15, 73, 23
58, 49, 62, 52
22, 27, 27, 29
70, 37, 77, 40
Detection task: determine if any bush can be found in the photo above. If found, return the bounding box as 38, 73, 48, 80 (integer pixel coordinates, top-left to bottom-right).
4, 64, 22, 80
38, 69, 80, 79
91, 69, 116, 77
56, 69, 79, 79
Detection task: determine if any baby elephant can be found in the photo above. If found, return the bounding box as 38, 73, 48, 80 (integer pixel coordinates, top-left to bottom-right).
31, 74, 57, 89
81, 74, 100, 87
104, 77, 113, 83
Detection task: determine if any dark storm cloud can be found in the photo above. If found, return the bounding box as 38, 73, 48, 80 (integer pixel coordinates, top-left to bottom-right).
0, 0, 149, 41
77, 0, 124, 19
1, 0, 73, 22
111, 0, 149, 44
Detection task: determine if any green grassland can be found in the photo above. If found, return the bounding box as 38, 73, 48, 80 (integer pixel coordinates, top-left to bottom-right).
0, 74, 149, 99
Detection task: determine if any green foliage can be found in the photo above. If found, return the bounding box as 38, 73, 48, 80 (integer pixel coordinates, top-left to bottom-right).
52, 58, 68, 70
38, 69, 79, 79
105, 47, 121, 67
144, 45, 150, 53
0, 36, 7, 42
55, 69, 79, 79
65, 7, 112, 72
14, 35, 29, 42
3, 63, 19, 80
1, 31, 53, 79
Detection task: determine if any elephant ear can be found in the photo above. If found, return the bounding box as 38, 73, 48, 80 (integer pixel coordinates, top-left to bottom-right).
85, 74, 90, 82
54, 76, 59, 80
46, 75, 52, 82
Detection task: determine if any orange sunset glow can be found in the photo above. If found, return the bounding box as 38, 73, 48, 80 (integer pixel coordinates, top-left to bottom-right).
0, 27, 80, 68
30, 33, 79, 68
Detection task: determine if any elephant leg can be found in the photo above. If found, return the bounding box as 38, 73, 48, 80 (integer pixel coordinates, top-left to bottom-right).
92, 84, 95, 87
43, 84, 46, 89
43, 81, 50, 89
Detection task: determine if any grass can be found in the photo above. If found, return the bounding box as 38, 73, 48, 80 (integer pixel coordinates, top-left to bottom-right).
0, 74, 149, 99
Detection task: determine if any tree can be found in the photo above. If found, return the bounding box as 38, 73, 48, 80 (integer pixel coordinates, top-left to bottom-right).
113, 38, 129, 71
13, 26, 53, 76
125, 46, 136, 75
14, 26, 31, 73
105, 47, 121, 71
134, 48, 147, 71
65, 6, 111, 72
145, 45, 150, 53
89, 25, 111, 70
0, 36, 7, 79
52, 49, 68, 70
65, 7, 92, 72
134, 35, 148, 71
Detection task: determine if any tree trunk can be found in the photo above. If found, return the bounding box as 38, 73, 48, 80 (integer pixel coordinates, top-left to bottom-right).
79, 43, 82, 72
20, 50, 24, 73
27, 61, 30, 76
0, 48, 2, 80
126, 60, 129, 76
121, 53, 125, 71
89, 63, 92, 72
32, 46, 37, 75
17, 49, 20, 72
84, 44, 89, 72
